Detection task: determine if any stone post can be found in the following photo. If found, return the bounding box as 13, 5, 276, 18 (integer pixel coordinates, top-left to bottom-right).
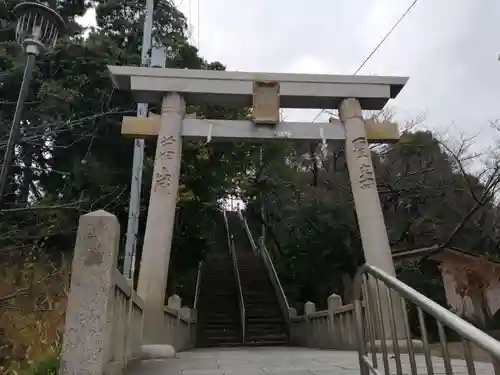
59, 210, 120, 375
179, 306, 191, 350
137, 93, 186, 344
339, 98, 405, 339
168, 294, 182, 348
327, 293, 343, 347
304, 301, 316, 347
168, 294, 182, 310
190, 308, 198, 348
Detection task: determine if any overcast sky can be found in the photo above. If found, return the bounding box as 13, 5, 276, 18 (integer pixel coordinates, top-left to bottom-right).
80, 0, 500, 150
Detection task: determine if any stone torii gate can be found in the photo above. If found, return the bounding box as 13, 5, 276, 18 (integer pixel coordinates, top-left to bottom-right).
108, 66, 408, 343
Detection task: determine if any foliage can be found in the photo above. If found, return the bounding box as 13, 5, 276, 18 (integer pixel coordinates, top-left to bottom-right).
241, 128, 500, 309
0, 0, 251, 370
0, 0, 251, 278
24, 353, 60, 375
0, 253, 68, 373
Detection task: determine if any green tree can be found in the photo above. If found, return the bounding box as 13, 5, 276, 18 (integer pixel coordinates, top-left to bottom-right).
0, 1, 252, 300
241, 129, 500, 307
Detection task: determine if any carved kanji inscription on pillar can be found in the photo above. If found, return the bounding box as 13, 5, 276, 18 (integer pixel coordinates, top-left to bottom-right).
159, 149, 175, 161
154, 135, 177, 193
352, 136, 375, 189
154, 166, 173, 193
83, 224, 103, 266
159, 135, 176, 147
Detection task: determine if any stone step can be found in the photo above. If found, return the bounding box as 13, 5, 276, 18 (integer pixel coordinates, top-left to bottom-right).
238, 262, 265, 265
202, 317, 240, 324
244, 301, 281, 305
246, 329, 286, 337
244, 301, 281, 306
246, 331, 287, 339
203, 322, 241, 329
200, 314, 240, 320
198, 301, 239, 306
201, 328, 241, 336
196, 340, 244, 348
200, 335, 242, 343
240, 340, 287, 347
198, 291, 238, 296
245, 307, 281, 312
244, 300, 281, 304
245, 324, 287, 331
244, 302, 281, 307
197, 214, 289, 347
247, 317, 285, 324
243, 294, 278, 299
245, 310, 282, 316
202, 313, 239, 318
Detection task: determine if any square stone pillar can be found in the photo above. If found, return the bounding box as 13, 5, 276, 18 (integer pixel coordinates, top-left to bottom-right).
339, 98, 405, 339
137, 92, 186, 344
59, 210, 120, 375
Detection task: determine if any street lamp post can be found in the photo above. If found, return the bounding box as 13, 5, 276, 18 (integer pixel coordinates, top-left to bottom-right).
0, 2, 65, 204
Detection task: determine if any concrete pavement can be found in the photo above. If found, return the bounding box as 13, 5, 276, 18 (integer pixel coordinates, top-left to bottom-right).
126, 346, 497, 375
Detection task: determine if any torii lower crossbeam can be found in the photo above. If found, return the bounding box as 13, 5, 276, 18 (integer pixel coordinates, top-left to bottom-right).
121, 116, 400, 143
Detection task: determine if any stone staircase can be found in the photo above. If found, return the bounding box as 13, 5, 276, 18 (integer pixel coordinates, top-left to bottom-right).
196, 247, 243, 347
226, 211, 289, 346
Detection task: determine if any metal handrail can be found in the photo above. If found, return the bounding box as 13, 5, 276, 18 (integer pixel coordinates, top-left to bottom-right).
237, 210, 291, 322
237, 209, 258, 254
223, 211, 246, 342
258, 237, 290, 311
193, 260, 203, 309
353, 263, 500, 375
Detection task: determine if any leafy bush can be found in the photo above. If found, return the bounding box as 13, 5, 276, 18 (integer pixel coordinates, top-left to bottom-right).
24, 354, 60, 375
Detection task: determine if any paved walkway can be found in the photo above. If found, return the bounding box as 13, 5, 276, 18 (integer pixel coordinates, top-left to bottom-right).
127, 347, 497, 375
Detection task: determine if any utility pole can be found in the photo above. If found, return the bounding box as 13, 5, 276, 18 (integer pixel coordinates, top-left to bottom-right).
123, 0, 155, 282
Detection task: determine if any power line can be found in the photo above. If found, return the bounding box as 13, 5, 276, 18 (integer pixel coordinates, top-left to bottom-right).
170, 0, 199, 49
353, 0, 418, 75
311, 0, 419, 122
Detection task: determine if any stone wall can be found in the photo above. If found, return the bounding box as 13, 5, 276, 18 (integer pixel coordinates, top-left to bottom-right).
163, 294, 197, 351
289, 294, 357, 349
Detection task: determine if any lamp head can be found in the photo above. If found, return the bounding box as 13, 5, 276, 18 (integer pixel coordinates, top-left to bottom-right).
14, 2, 65, 55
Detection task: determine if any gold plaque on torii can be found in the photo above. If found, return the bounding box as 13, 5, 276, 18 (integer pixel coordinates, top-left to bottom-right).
252, 81, 280, 125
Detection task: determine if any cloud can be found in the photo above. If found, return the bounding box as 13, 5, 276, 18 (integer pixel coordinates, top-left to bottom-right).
80, 0, 500, 150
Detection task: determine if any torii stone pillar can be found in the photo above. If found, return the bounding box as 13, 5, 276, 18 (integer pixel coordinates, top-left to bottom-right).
339, 98, 404, 338
137, 92, 185, 344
